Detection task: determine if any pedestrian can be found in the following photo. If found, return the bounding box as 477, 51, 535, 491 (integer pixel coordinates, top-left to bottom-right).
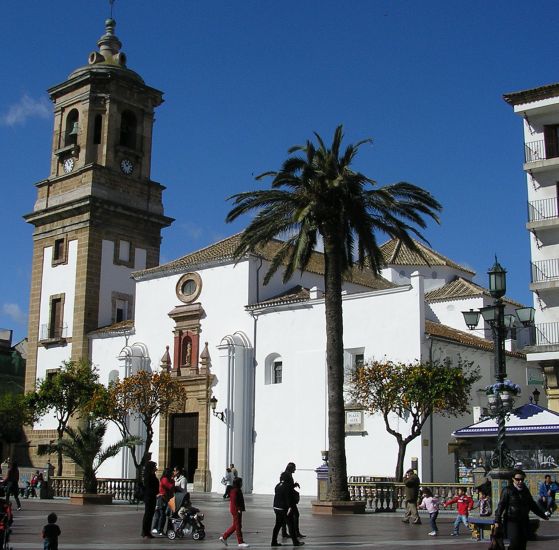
174, 466, 187, 493
230, 463, 239, 479
443, 486, 474, 536
151, 467, 175, 536
0, 497, 13, 549
418, 487, 439, 536
222, 467, 234, 499
220, 476, 249, 548
495, 469, 549, 550
42, 512, 61, 550
538, 474, 557, 517
141, 461, 159, 539
281, 462, 305, 540
401, 468, 421, 524
271, 472, 304, 546
4, 459, 22, 511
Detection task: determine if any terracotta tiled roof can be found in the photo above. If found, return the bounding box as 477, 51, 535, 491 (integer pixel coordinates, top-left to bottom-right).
134, 232, 394, 290
425, 320, 525, 359
380, 238, 475, 275
246, 285, 311, 310
503, 83, 559, 106
425, 277, 524, 308
89, 320, 134, 336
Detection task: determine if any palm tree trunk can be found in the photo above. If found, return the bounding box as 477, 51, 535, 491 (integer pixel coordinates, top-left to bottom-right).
323, 233, 349, 501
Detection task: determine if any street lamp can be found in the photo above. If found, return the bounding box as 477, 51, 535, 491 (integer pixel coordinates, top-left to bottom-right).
462, 257, 535, 472
210, 396, 227, 423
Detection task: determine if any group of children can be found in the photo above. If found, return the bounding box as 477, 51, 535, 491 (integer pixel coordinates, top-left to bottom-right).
418, 486, 491, 537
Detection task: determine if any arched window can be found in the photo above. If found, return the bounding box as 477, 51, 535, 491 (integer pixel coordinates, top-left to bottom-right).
265, 353, 283, 385
120, 110, 137, 149
64, 109, 79, 146
93, 114, 103, 145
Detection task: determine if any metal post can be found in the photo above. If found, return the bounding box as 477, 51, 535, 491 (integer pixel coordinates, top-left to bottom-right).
489, 298, 515, 472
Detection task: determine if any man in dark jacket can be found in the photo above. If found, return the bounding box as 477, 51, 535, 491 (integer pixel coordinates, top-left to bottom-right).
272, 473, 303, 546
141, 461, 159, 539
402, 468, 421, 524
495, 469, 548, 550
281, 462, 305, 540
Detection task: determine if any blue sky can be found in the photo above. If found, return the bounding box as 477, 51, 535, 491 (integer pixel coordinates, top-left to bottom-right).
1, 0, 557, 343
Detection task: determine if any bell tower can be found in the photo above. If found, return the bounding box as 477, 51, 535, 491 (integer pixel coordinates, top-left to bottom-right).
23, 19, 173, 402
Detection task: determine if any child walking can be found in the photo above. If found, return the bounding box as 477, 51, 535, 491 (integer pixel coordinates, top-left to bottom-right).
220, 477, 249, 548
443, 487, 474, 536
42, 512, 61, 550
418, 488, 440, 536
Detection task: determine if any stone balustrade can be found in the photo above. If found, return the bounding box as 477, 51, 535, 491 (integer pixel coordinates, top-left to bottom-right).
50, 477, 138, 502
347, 480, 475, 512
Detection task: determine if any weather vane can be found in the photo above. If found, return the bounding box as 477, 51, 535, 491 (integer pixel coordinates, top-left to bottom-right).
109, 0, 116, 18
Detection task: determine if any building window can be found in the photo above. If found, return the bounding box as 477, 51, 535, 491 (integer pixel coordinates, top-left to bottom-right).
64, 109, 79, 146
544, 125, 559, 159
343, 348, 365, 402
111, 292, 133, 324
119, 240, 130, 263
175, 272, 203, 304
120, 110, 137, 149
47, 294, 65, 340
93, 114, 103, 145
113, 238, 135, 267
272, 361, 283, 384
51, 236, 68, 266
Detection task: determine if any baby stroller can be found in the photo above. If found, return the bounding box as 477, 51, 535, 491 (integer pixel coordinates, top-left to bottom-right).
166, 491, 205, 540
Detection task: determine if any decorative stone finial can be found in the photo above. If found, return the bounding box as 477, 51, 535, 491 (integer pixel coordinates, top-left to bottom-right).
88, 18, 126, 67
199, 342, 211, 374
160, 345, 172, 372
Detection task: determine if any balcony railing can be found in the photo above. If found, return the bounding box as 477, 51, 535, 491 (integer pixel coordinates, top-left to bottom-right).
534, 322, 559, 346
40, 323, 68, 341
525, 140, 559, 163
531, 259, 559, 283
528, 197, 559, 222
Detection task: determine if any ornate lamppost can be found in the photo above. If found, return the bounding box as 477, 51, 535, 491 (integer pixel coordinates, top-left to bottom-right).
462, 258, 535, 472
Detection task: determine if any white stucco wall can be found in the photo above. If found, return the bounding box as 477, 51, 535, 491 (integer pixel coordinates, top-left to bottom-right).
97, 240, 147, 327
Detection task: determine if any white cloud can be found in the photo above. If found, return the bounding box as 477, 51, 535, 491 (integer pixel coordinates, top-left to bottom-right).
2, 303, 27, 325
2, 94, 51, 126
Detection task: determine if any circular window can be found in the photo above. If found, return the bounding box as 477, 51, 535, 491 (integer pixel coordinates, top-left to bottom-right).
176, 272, 202, 303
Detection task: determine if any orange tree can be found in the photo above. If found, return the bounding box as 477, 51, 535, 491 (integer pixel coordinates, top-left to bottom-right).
350, 357, 480, 481
26, 359, 101, 475
89, 370, 187, 479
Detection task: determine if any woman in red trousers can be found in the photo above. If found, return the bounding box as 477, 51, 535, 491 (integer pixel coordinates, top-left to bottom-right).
220, 477, 249, 548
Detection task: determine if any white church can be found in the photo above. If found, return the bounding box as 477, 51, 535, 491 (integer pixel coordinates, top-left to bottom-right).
23, 18, 542, 495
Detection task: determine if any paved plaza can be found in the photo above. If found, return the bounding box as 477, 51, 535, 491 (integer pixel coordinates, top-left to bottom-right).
5, 494, 559, 550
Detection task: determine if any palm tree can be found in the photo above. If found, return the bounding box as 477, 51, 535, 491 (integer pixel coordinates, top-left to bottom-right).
40, 419, 141, 494
226, 125, 441, 501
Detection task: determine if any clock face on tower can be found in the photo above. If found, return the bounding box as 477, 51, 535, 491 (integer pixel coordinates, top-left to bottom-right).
120, 158, 134, 175
63, 157, 75, 173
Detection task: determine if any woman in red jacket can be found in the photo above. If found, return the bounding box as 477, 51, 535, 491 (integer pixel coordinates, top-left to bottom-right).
220, 477, 249, 548
151, 468, 175, 536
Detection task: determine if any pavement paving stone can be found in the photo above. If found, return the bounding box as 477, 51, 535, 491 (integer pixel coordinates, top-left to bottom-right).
5, 494, 558, 550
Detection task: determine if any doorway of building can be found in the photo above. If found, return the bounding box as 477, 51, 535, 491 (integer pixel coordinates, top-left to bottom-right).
170, 413, 199, 483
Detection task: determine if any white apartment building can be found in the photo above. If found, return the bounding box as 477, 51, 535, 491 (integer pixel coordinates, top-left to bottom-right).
504, 83, 559, 412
